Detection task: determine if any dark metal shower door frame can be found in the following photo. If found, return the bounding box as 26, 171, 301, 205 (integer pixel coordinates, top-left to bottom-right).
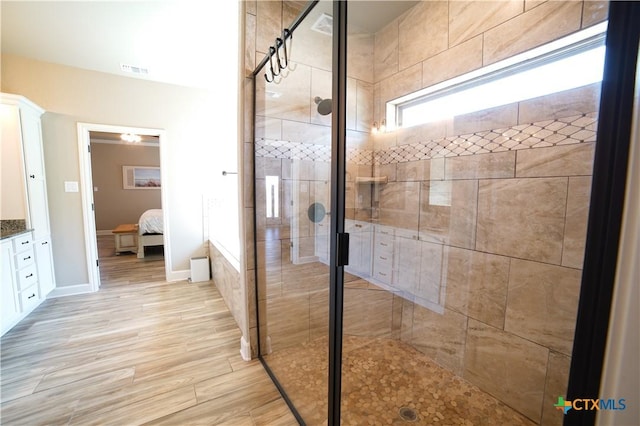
250, 1, 639, 426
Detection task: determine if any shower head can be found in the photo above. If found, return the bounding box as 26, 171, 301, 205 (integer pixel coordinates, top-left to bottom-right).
314, 96, 332, 116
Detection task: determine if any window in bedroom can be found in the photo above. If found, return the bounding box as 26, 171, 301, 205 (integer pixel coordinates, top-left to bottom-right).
387, 22, 607, 130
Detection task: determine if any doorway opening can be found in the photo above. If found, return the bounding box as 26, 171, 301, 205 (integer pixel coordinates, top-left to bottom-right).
77, 123, 170, 290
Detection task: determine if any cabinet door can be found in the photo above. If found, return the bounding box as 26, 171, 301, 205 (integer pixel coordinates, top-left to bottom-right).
26, 178, 50, 240
1, 241, 20, 335
35, 236, 56, 297
395, 235, 420, 294
21, 111, 51, 239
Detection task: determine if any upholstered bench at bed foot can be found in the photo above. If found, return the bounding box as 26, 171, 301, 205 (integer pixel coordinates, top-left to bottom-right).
112, 224, 139, 255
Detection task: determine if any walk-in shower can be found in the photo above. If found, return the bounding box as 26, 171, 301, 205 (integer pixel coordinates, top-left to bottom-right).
251, 1, 637, 425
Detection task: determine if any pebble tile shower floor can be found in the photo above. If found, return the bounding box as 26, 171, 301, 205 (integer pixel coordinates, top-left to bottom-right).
264, 335, 537, 425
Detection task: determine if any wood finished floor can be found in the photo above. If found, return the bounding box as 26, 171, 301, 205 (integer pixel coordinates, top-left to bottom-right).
0, 236, 297, 425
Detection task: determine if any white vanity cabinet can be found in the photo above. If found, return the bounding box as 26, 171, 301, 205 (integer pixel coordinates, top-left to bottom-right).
1, 231, 45, 336
345, 220, 373, 278
1, 93, 56, 335
1, 239, 20, 334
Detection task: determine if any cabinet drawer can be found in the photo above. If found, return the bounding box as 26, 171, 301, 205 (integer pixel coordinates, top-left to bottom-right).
16, 264, 38, 291
19, 285, 40, 313
373, 262, 392, 284
15, 246, 35, 270
12, 233, 33, 253
374, 238, 394, 257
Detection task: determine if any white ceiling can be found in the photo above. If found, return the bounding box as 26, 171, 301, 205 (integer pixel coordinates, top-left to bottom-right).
1, 1, 418, 90
1, 1, 225, 89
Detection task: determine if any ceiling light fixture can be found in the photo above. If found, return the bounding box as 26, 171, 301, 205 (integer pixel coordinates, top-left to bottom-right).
120, 133, 142, 143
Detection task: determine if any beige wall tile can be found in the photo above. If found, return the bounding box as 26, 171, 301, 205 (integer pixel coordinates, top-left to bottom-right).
525, 0, 546, 12
412, 305, 468, 375
256, 1, 282, 59
282, 1, 304, 29
444, 247, 510, 329
374, 163, 396, 182
477, 177, 568, 264
449, 104, 518, 135
378, 181, 420, 230
400, 298, 414, 342
464, 319, 548, 423
311, 68, 332, 127
422, 36, 483, 89
419, 180, 478, 249
445, 151, 516, 180
542, 351, 571, 426
266, 293, 309, 351
582, 1, 609, 28
259, 63, 311, 122
516, 143, 595, 178
345, 77, 357, 131
347, 129, 372, 150
356, 81, 374, 133
483, 1, 582, 65
449, 1, 524, 47
254, 116, 282, 141
348, 32, 375, 84
282, 120, 331, 146
380, 63, 422, 104
518, 83, 601, 124
245, 0, 257, 16
343, 288, 394, 338
562, 176, 592, 268
397, 159, 429, 182
505, 259, 582, 355
397, 120, 448, 147
374, 19, 399, 82
399, 1, 448, 70
243, 144, 254, 208
245, 12, 257, 75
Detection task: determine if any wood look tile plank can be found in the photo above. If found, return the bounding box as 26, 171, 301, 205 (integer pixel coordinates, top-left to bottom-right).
0, 235, 294, 425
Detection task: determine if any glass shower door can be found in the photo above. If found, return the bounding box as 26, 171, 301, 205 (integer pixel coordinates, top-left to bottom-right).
253, 1, 336, 423
340, 1, 611, 425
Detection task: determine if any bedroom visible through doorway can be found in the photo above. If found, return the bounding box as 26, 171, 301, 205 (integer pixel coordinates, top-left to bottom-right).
77, 123, 170, 290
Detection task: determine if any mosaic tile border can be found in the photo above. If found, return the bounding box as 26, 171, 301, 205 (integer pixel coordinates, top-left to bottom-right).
255, 113, 597, 166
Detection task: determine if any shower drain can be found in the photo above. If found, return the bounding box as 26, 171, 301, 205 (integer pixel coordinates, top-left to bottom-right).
398, 407, 418, 422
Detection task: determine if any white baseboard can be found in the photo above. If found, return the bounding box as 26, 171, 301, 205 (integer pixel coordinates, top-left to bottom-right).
166, 269, 190, 282
240, 335, 251, 361
47, 283, 94, 298
96, 229, 113, 236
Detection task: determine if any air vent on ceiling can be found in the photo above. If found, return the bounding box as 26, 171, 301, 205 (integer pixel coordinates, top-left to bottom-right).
120, 63, 149, 75
311, 13, 332, 36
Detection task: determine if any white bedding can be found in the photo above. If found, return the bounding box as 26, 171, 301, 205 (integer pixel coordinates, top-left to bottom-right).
138, 209, 164, 234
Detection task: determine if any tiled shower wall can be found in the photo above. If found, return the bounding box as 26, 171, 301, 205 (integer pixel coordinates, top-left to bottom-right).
244, 0, 608, 424
357, 2, 608, 424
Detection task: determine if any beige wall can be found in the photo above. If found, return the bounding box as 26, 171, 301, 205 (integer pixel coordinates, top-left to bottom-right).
1, 54, 219, 286
90, 142, 161, 231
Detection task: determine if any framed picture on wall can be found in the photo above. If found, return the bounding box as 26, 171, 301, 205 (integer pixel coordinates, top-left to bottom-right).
122, 166, 161, 189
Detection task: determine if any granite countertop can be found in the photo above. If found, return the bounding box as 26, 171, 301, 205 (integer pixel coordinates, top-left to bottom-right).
0, 219, 31, 240
0, 228, 33, 240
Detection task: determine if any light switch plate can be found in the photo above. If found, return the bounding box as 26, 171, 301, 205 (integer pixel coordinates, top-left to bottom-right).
64, 181, 79, 192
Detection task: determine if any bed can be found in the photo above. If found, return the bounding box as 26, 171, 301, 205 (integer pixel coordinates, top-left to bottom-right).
137, 209, 164, 258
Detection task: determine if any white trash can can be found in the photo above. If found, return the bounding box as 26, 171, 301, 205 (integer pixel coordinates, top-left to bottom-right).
190, 256, 210, 282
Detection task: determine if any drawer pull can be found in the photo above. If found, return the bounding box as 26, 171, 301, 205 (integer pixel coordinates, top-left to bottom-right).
379, 272, 387, 276
42, 241, 49, 245
23, 256, 32, 261
355, 224, 362, 228
22, 240, 30, 245
26, 273, 34, 278
379, 256, 387, 260
28, 293, 36, 299
380, 242, 388, 246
